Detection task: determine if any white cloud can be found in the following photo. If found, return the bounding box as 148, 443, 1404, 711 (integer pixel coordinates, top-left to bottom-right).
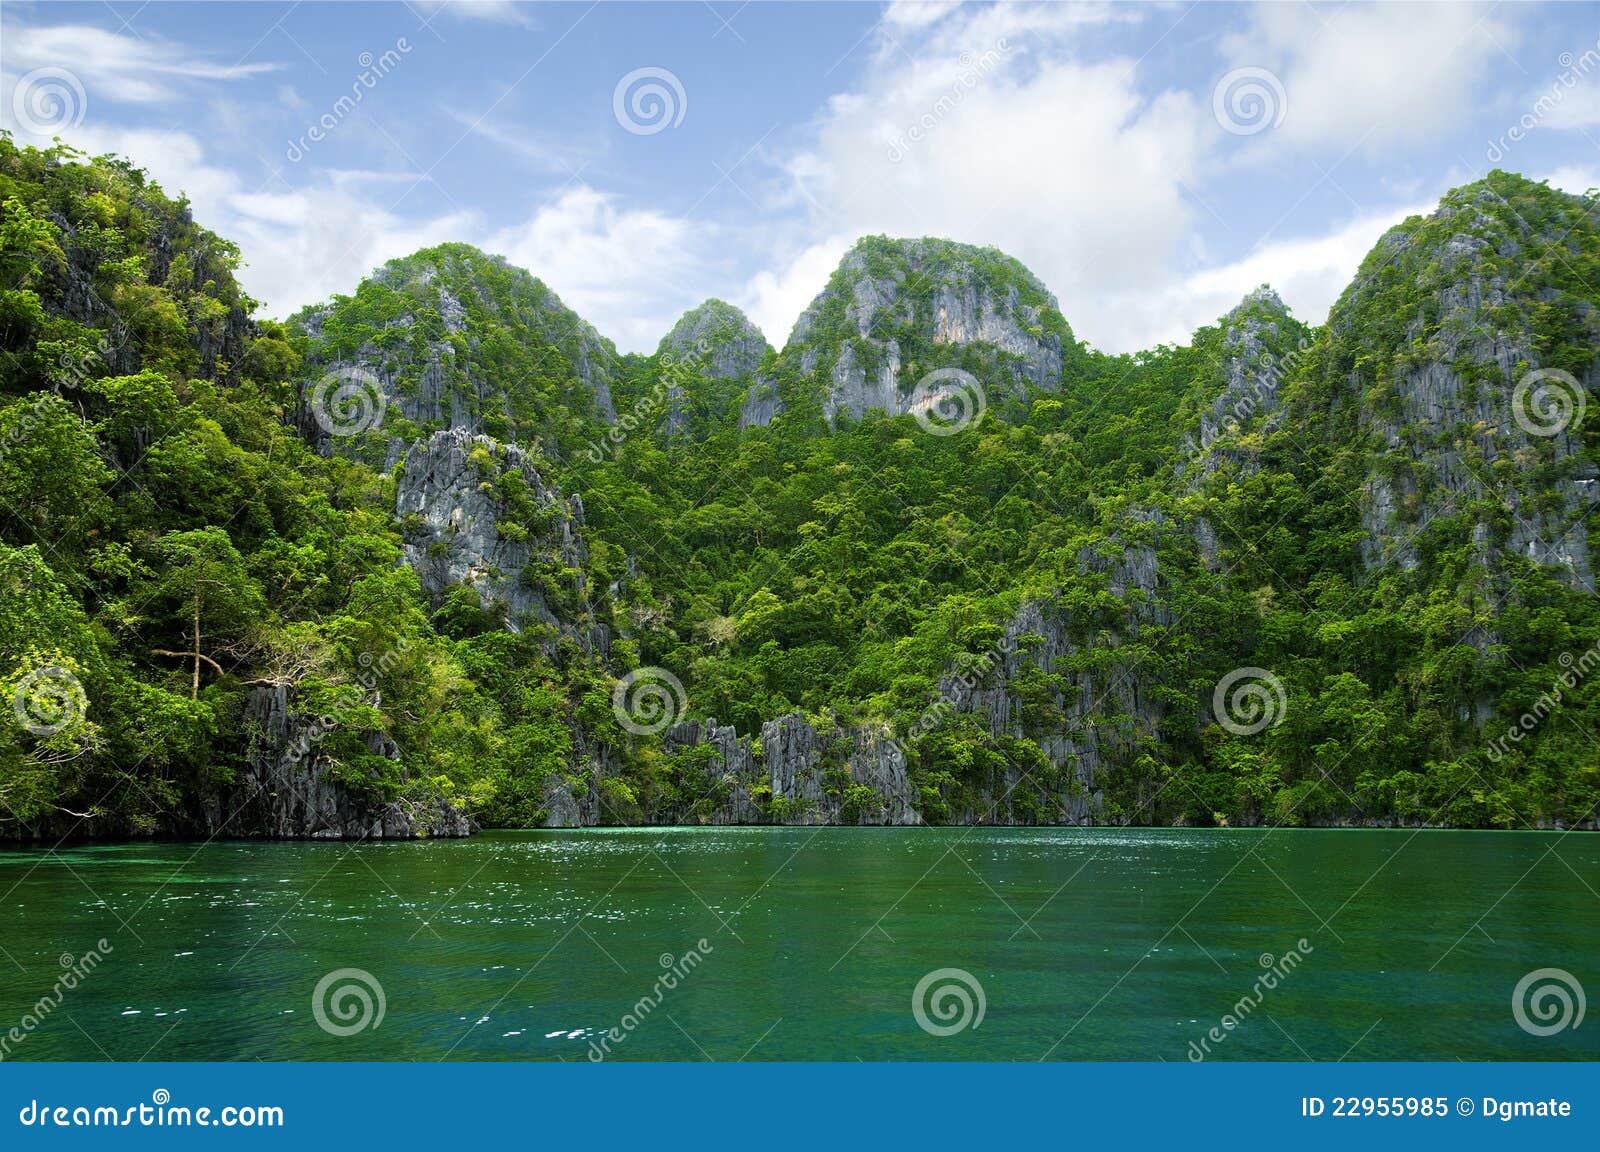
740, 234, 854, 349
884, 2, 959, 30
1533, 84, 1600, 132
1219, 2, 1515, 153
1106, 200, 1431, 351
3, 3, 1556, 366
429, 1, 541, 30
738, 3, 1533, 354
53, 124, 478, 315
1544, 166, 1600, 197
1500, 53, 1600, 139
750, 2, 1204, 352
444, 108, 578, 173
3, 23, 278, 105
487, 187, 710, 352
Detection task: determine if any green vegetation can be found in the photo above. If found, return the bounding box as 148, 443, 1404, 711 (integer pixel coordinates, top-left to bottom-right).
1, 137, 1595, 836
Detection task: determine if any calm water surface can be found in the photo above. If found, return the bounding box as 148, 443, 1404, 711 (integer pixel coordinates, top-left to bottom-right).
0, 828, 1595, 1061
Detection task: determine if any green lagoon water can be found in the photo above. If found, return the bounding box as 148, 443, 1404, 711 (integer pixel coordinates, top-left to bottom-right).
0, 828, 1595, 1061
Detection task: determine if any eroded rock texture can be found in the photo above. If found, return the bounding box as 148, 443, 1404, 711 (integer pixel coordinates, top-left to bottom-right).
193, 684, 473, 839
396, 429, 597, 641
778, 237, 1072, 425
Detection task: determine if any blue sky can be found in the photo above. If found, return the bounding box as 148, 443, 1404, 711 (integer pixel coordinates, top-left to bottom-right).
4, 1, 1599, 353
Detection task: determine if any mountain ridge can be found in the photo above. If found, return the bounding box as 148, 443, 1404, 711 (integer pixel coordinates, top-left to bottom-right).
2, 136, 1595, 838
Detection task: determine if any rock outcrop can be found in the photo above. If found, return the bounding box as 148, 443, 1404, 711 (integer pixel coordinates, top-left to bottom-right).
658, 299, 770, 381
396, 429, 598, 642
656, 713, 921, 826
1333, 185, 1598, 590
293, 244, 621, 460
645, 531, 1164, 827
1179, 287, 1307, 569
195, 684, 473, 839
777, 237, 1074, 425
925, 534, 1166, 824
46, 200, 255, 386
738, 378, 785, 429
654, 299, 774, 435
1186, 287, 1296, 463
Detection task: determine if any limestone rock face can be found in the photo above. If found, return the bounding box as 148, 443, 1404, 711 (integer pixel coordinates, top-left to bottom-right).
1180, 287, 1305, 569
395, 429, 596, 640
658, 299, 771, 381
653, 300, 774, 435
738, 379, 785, 429
1336, 188, 1598, 590
652, 533, 1163, 827
195, 684, 473, 839
1195, 287, 1294, 457
936, 539, 1165, 825
660, 714, 921, 826
48, 200, 255, 385
659, 717, 766, 824
293, 245, 620, 461
780, 237, 1073, 425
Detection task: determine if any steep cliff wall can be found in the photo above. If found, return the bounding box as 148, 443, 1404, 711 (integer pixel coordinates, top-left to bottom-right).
191, 684, 472, 839
1327, 184, 1599, 590
395, 428, 601, 645
630, 533, 1165, 828
653, 299, 773, 435
292, 244, 621, 462
750, 236, 1075, 427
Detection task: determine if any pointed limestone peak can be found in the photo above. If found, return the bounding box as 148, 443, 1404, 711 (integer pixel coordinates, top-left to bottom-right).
778, 236, 1076, 424
289, 242, 622, 436
657, 298, 772, 380
1225, 284, 1288, 324
785, 235, 1069, 352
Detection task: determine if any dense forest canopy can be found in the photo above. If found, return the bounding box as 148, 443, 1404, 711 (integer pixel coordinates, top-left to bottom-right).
1, 134, 1596, 837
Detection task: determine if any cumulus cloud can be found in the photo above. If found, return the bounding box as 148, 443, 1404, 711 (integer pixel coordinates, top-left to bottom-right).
426, 1, 542, 29
48, 124, 478, 314
1218, 2, 1515, 154
739, 2, 1526, 354
746, 2, 1206, 351
23, 91, 706, 347
486, 187, 712, 351
0, 3, 1558, 360
1112, 200, 1432, 350
740, 234, 855, 349
1544, 165, 1600, 197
